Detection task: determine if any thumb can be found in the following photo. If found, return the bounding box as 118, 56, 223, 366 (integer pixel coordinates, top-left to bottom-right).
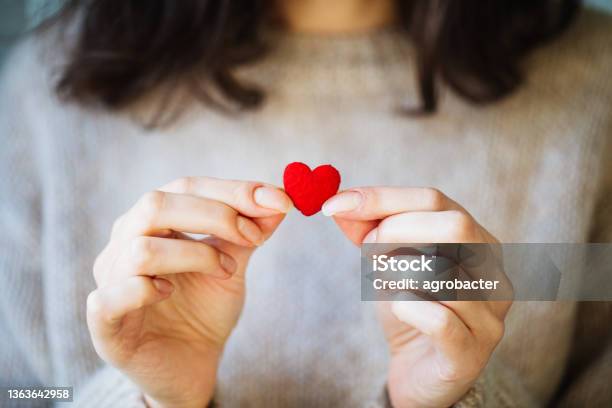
252, 213, 288, 240
87, 277, 173, 343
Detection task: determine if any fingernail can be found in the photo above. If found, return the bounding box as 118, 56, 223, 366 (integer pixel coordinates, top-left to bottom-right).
363, 228, 378, 244
322, 191, 363, 216
219, 253, 237, 275
253, 186, 293, 213
236, 215, 264, 245
153, 278, 174, 295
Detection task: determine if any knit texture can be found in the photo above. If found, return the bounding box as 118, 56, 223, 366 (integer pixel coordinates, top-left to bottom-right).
1, 9, 611, 407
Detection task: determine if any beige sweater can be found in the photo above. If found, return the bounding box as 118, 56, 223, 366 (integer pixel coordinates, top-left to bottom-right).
1, 8, 611, 408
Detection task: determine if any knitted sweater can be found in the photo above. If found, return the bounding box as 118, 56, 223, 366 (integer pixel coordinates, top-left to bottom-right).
1, 8, 611, 408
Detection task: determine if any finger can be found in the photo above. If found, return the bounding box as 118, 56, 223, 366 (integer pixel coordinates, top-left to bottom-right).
115, 191, 264, 246
391, 300, 474, 364
249, 213, 288, 240
111, 213, 174, 240
438, 301, 509, 346
323, 187, 462, 220
364, 211, 482, 244
105, 237, 236, 284
332, 217, 378, 246
161, 177, 291, 239
87, 276, 173, 339
160, 177, 293, 218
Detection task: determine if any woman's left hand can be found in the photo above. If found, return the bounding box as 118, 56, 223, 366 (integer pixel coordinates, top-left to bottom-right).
323, 187, 512, 408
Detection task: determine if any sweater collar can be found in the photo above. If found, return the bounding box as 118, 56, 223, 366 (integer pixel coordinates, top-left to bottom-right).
236, 25, 416, 101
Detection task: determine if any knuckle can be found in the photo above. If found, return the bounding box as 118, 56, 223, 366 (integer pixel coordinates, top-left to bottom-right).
198, 176, 214, 186
197, 242, 217, 260
139, 191, 167, 219
213, 202, 238, 224
361, 189, 379, 212
447, 211, 475, 241
86, 291, 103, 316
233, 181, 257, 208
130, 237, 156, 270
430, 309, 455, 336
423, 188, 446, 210
128, 277, 154, 310
173, 176, 195, 194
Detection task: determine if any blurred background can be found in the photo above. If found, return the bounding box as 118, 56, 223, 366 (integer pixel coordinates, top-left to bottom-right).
0, 0, 62, 63
1, 0, 611, 67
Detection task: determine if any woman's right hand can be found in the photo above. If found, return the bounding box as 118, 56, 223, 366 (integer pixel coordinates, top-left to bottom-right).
87, 177, 292, 408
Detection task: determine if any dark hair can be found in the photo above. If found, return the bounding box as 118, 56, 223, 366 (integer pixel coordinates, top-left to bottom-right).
53, 0, 580, 119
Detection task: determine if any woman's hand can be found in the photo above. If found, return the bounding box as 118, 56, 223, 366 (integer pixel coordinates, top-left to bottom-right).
87, 177, 292, 408
324, 187, 512, 408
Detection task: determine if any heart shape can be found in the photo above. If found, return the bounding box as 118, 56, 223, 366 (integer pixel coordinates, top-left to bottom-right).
283, 162, 341, 216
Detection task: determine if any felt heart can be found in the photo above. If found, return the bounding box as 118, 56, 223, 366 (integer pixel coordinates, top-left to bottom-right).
283, 162, 341, 216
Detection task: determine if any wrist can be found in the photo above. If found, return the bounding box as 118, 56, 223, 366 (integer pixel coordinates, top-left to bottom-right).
141, 346, 221, 408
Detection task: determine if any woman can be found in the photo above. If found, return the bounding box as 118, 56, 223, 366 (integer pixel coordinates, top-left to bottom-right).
1, 0, 611, 407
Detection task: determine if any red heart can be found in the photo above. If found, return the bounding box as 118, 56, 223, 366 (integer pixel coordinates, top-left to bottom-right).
283, 162, 341, 216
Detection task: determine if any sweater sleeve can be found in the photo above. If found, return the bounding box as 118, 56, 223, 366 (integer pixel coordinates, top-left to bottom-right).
453, 357, 540, 408
554, 134, 612, 407
370, 356, 539, 408
0, 38, 148, 408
